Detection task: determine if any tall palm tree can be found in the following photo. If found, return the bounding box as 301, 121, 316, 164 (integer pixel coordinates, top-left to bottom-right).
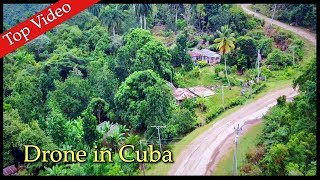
169, 4, 181, 24
88, 4, 103, 17
107, 127, 125, 151
99, 5, 124, 36
152, 4, 158, 26
214, 25, 236, 89
134, 4, 152, 29
196, 4, 206, 32
183, 4, 192, 26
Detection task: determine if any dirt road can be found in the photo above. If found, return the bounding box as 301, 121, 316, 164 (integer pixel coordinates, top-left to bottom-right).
169, 87, 298, 175
241, 4, 316, 46
169, 5, 315, 175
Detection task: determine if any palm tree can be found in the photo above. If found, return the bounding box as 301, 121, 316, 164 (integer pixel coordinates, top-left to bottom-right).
214, 25, 236, 89
43, 165, 67, 176
88, 4, 103, 17
152, 4, 158, 26
99, 5, 124, 36
124, 134, 140, 148
183, 4, 192, 26
169, 4, 181, 24
107, 127, 125, 151
134, 4, 152, 29
196, 4, 206, 32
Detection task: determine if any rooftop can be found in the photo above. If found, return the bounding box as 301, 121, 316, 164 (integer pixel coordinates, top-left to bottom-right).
174, 88, 197, 101
188, 86, 215, 97
3, 165, 18, 176
188, 49, 220, 58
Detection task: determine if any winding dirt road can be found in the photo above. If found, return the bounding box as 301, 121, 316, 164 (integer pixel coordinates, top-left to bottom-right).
169, 87, 298, 175
241, 4, 316, 46
168, 4, 316, 175
169, 4, 317, 175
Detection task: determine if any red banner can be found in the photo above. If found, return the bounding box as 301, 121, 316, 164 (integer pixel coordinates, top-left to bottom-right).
0, 0, 100, 58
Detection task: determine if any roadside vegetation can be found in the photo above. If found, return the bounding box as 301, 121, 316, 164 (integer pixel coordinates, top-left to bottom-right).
3, 4, 316, 176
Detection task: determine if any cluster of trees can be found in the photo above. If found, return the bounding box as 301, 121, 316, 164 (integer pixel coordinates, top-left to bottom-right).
3, 4, 48, 29
225, 26, 304, 74
252, 4, 316, 31
240, 57, 316, 175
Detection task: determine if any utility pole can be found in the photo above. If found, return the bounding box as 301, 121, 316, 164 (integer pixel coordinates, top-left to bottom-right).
292, 48, 295, 65
151, 126, 166, 152
221, 85, 227, 110
232, 124, 242, 176
289, 45, 297, 66
139, 140, 145, 176
257, 49, 261, 83
270, 4, 277, 26
222, 85, 225, 110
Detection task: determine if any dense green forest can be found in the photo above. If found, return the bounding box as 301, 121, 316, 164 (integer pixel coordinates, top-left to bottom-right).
3, 4, 50, 28
3, 4, 316, 176
251, 4, 316, 31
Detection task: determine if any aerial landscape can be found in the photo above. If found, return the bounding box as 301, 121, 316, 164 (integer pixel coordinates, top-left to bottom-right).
3, 3, 316, 176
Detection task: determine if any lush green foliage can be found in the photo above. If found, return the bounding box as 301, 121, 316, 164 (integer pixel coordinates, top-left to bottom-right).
115, 70, 174, 136
3, 3, 314, 176
266, 49, 292, 70
252, 4, 316, 31
170, 31, 193, 71
241, 57, 316, 175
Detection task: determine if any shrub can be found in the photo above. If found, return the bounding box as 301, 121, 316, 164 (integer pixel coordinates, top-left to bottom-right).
252, 83, 266, 94
196, 97, 207, 112
246, 146, 265, 164
284, 66, 294, 77
198, 60, 208, 68
261, 66, 273, 78
257, 37, 273, 58
231, 65, 237, 74
214, 65, 224, 76
205, 106, 224, 123
181, 98, 197, 116
208, 34, 215, 44
273, 29, 293, 44
170, 108, 196, 135
229, 96, 246, 107
266, 49, 292, 70
246, 29, 266, 40
187, 39, 198, 48
290, 39, 304, 61
277, 95, 287, 106
163, 30, 174, 37
176, 19, 187, 31
208, 44, 217, 51
201, 33, 209, 42
190, 66, 201, 78
221, 76, 241, 86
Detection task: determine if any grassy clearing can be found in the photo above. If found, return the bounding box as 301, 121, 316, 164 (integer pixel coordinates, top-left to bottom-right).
178, 66, 218, 87
213, 122, 263, 175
